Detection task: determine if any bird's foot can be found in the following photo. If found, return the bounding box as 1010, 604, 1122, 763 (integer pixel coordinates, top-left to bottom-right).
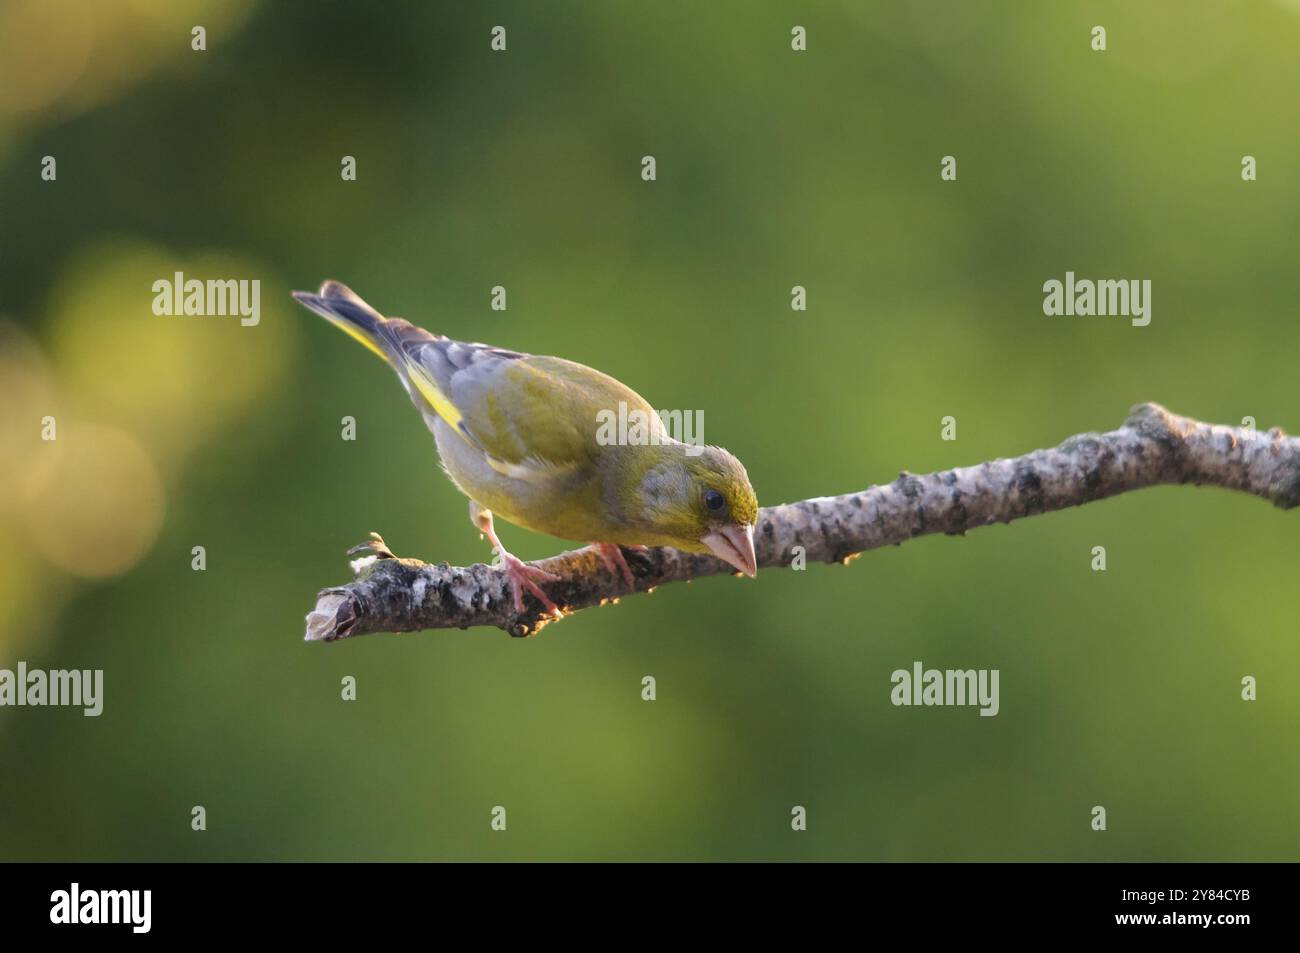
497, 550, 563, 617
589, 542, 637, 590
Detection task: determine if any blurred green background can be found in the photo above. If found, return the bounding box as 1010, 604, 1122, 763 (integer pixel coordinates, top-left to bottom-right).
1, 0, 1297, 861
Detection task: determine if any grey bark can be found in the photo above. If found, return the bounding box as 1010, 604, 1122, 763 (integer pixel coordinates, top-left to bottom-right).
304, 403, 1299, 641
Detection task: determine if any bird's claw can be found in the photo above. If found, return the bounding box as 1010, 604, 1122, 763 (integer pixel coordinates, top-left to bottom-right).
498, 552, 563, 617
590, 542, 636, 591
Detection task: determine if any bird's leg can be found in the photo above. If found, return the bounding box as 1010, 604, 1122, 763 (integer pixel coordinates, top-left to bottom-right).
469, 501, 562, 617
589, 542, 637, 591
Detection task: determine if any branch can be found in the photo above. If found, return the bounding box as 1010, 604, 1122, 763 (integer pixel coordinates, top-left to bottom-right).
304, 403, 1299, 641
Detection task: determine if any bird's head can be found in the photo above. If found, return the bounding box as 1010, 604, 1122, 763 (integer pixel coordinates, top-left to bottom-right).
620, 444, 759, 576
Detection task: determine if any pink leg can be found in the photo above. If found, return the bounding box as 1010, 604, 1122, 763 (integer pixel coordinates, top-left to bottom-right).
590, 542, 636, 590
471, 502, 561, 616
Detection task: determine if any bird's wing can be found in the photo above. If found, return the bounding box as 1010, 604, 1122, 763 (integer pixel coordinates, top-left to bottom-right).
399, 337, 662, 479
292, 283, 657, 477
386, 326, 524, 453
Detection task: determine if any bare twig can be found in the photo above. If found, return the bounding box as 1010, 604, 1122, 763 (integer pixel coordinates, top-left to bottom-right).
304, 403, 1298, 641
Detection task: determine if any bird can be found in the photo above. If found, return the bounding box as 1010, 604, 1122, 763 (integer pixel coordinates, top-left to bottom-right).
292, 281, 759, 616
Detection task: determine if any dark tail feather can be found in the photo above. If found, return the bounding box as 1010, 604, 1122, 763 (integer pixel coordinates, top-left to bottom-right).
291, 281, 391, 362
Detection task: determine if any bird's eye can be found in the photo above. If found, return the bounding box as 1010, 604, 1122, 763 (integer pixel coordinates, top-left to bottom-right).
704, 489, 726, 511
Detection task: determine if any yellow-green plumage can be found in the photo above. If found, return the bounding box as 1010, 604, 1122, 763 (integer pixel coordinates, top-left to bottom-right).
292, 281, 760, 602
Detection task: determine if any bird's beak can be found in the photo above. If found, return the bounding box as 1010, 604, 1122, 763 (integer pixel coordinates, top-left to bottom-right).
701, 523, 758, 577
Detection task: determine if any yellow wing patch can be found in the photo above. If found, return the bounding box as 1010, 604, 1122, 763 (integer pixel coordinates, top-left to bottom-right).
404, 357, 467, 435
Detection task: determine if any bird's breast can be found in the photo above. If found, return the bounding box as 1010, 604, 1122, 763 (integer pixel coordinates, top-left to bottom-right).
429, 416, 609, 542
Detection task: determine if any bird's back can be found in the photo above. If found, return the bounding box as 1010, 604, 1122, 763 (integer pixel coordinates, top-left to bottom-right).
294, 281, 666, 537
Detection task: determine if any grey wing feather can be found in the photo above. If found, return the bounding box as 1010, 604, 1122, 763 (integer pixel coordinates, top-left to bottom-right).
385, 325, 532, 454
404, 336, 530, 396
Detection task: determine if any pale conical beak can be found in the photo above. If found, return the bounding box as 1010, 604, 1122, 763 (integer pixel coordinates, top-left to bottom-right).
701, 523, 758, 577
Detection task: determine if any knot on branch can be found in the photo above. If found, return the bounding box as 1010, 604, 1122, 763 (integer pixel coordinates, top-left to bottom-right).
1125, 401, 1193, 459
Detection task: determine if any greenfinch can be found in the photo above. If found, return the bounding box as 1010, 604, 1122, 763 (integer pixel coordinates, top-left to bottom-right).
292, 281, 758, 615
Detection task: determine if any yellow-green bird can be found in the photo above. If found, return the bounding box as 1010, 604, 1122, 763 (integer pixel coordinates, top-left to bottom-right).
292, 281, 759, 615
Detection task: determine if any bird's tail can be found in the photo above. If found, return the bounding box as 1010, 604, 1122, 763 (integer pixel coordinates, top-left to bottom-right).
291, 280, 394, 363
291, 281, 471, 437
